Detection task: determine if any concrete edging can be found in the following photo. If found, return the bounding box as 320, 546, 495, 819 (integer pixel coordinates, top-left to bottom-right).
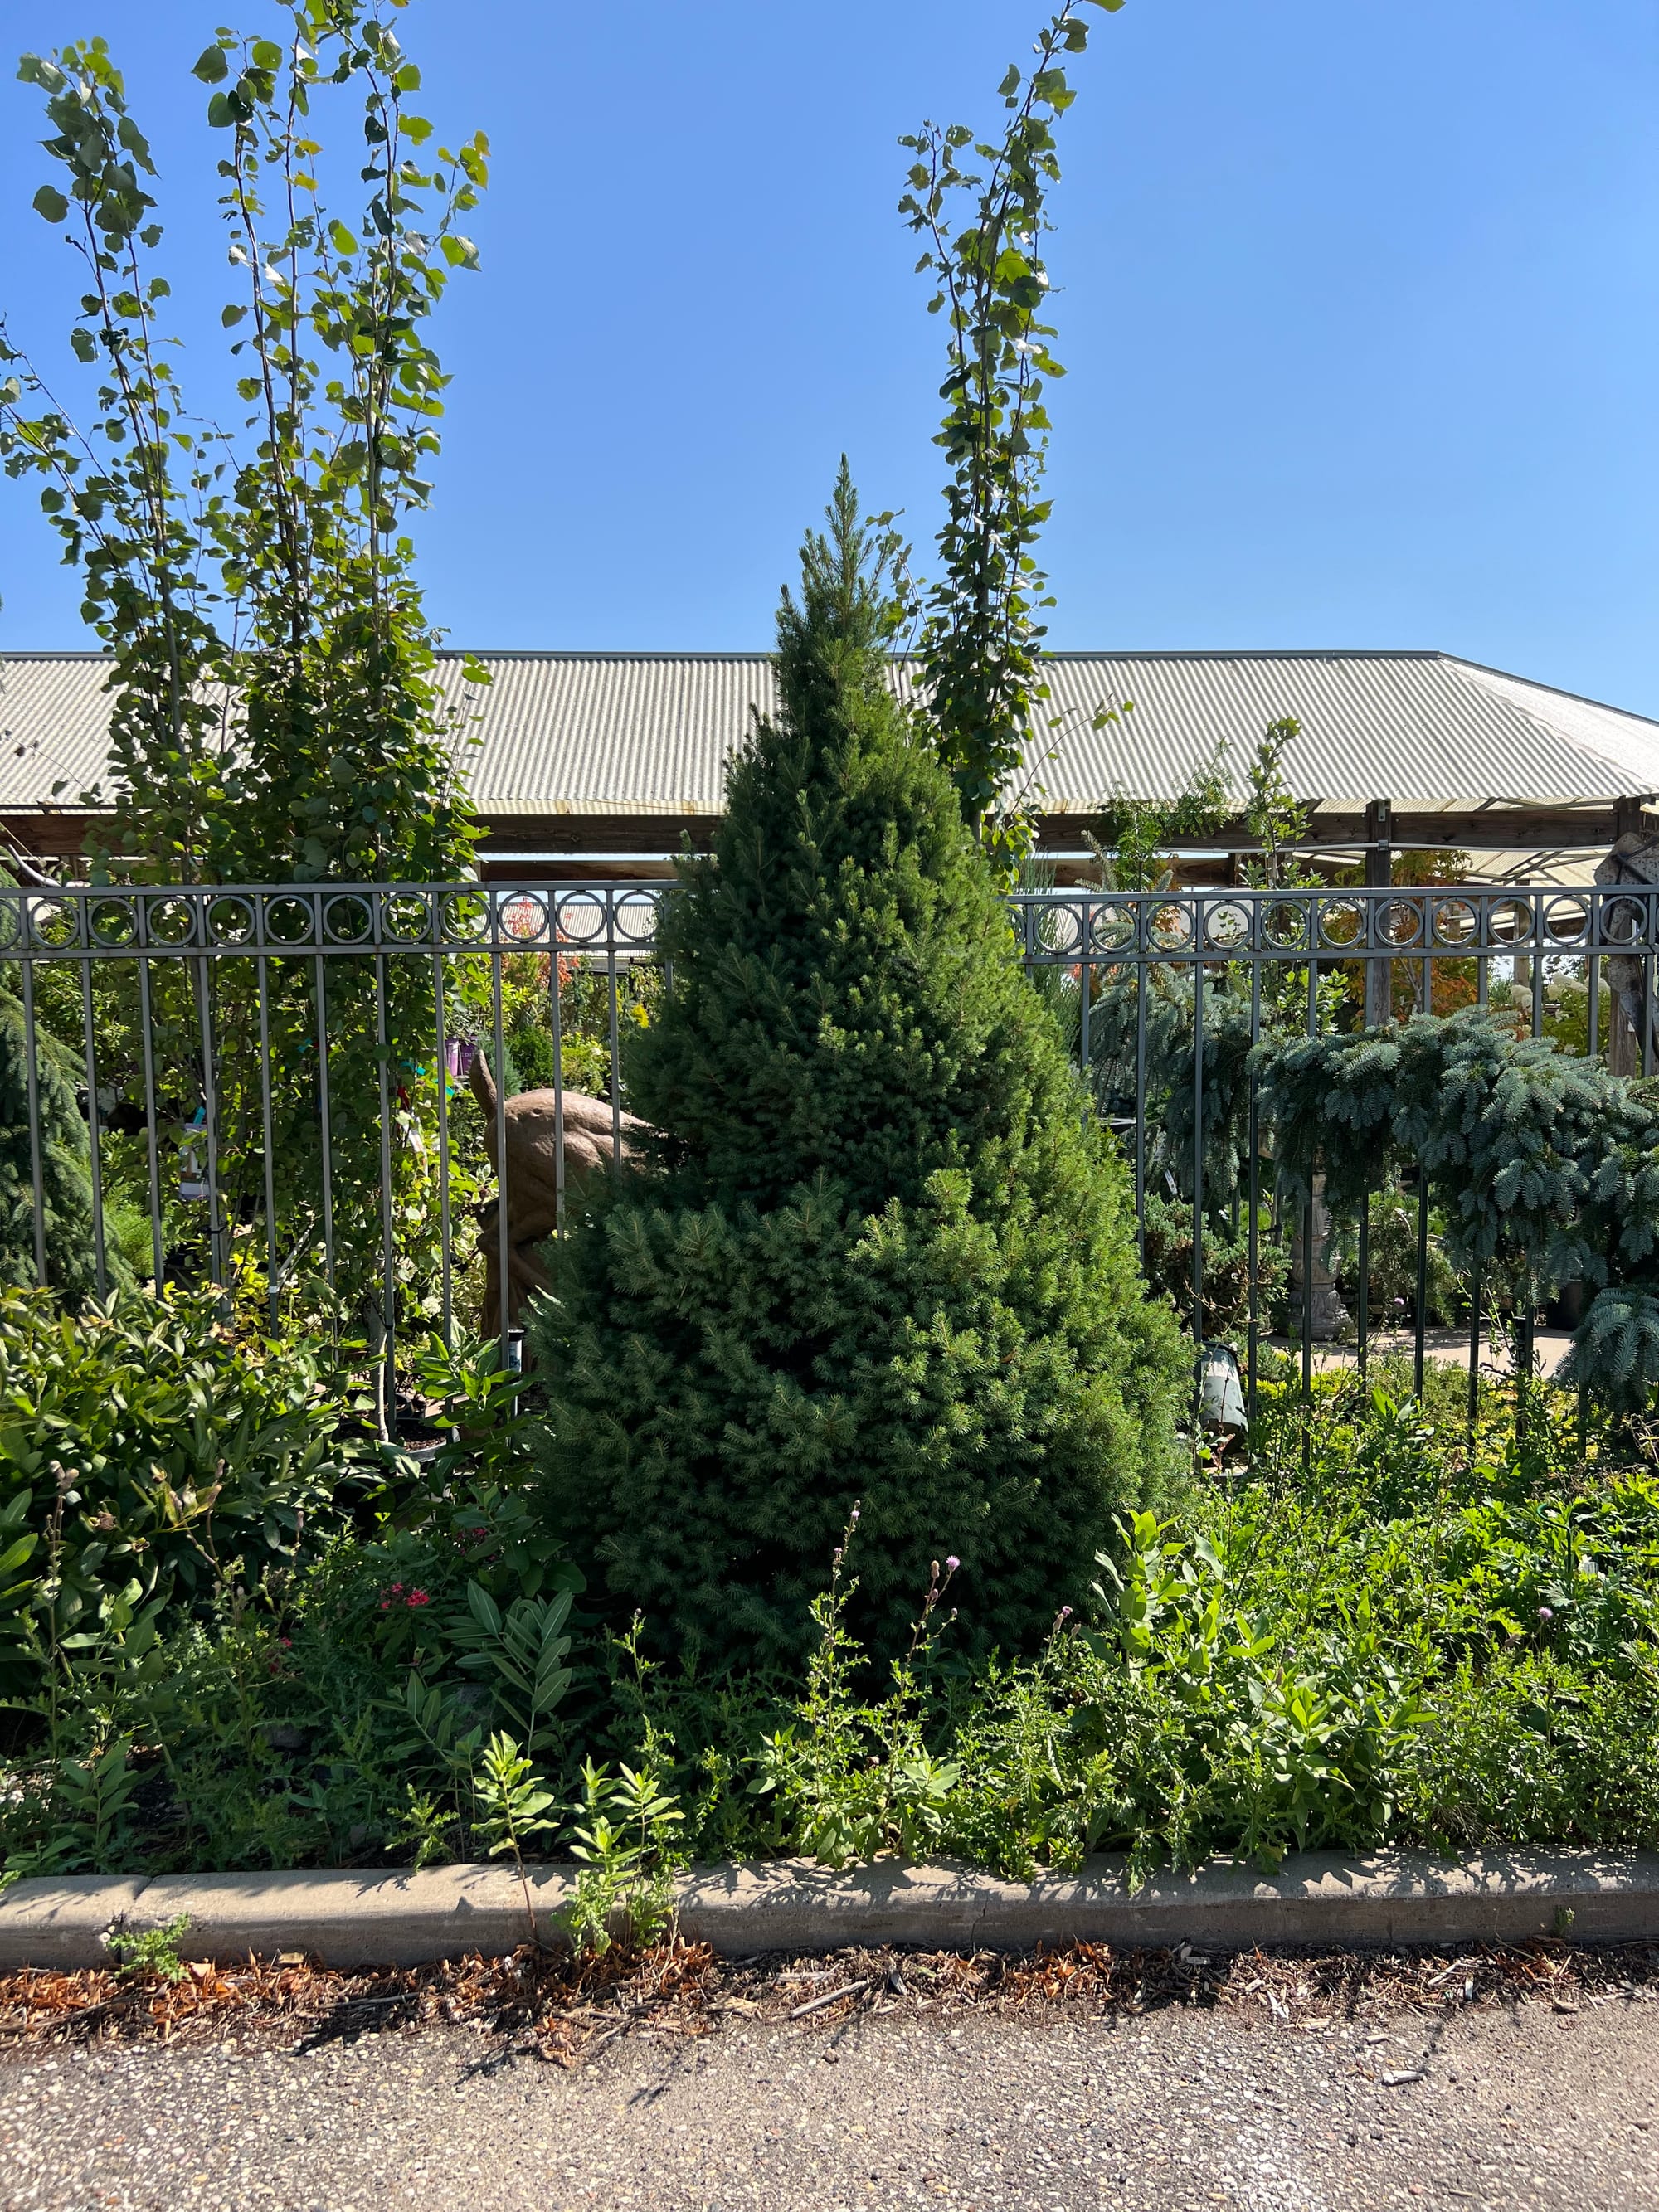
3, 1851, 1657, 1972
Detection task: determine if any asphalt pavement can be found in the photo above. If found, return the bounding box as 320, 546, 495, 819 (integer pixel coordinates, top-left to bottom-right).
3, 1981, 1657, 2211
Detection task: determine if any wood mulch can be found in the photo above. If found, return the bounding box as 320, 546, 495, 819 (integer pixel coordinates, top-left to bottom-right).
3, 1930, 1656, 2067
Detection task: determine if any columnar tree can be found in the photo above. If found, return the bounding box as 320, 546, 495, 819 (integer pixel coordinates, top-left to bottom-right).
0, 5, 489, 1325
529, 468, 1185, 1669
900, 0, 1121, 874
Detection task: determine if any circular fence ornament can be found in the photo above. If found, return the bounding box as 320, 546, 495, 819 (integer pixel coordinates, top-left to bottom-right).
1316, 898, 1362, 951
207, 895, 255, 948
147, 896, 197, 949
1431, 897, 1477, 949
1204, 900, 1251, 953
88, 897, 138, 948
262, 894, 317, 947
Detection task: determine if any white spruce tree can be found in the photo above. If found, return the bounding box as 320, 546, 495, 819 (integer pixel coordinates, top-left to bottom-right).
528, 469, 1185, 1668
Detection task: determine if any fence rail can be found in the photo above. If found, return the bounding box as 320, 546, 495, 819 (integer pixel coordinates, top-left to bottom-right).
4, 878, 1655, 1433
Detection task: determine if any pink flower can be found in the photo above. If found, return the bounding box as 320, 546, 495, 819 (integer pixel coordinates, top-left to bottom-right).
378, 1600, 390, 1612
1060, 1605, 1073, 1619
1538, 1605, 1554, 1621
946, 1556, 961, 1573
406, 1589, 431, 1608
390, 1582, 405, 1595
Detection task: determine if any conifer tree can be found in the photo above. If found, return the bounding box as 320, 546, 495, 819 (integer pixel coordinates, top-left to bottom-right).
528, 468, 1185, 1668
0, 988, 100, 1304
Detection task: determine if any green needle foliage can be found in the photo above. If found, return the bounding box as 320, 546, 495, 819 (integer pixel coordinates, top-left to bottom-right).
1258, 1010, 1659, 1412
529, 465, 1185, 1670
0, 984, 100, 1303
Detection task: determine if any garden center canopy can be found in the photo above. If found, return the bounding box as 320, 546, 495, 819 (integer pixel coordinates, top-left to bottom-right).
2, 647, 1657, 882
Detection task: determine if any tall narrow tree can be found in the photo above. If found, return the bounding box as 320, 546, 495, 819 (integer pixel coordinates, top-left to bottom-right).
530, 466, 1185, 1668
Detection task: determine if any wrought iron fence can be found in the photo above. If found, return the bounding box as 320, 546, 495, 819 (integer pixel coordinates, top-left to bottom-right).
3, 877, 1655, 1428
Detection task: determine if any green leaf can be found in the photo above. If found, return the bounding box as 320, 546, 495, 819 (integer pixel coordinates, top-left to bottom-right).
998, 65, 1021, 97
221, 304, 247, 328
17, 55, 66, 93
0, 1534, 37, 1578
328, 219, 358, 256
394, 64, 422, 92
206, 91, 238, 129
70, 328, 96, 363
32, 186, 69, 226
440, 234, 479, 270
192, 44, 229, 84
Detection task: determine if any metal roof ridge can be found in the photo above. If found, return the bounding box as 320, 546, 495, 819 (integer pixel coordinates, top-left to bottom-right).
1437, 653, 1659, 734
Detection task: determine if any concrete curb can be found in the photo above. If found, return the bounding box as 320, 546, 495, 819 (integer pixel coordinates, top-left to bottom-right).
4, 1851, 1658, 1972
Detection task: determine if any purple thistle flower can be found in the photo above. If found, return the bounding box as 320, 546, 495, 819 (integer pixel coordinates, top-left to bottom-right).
946, 1556, 961, 1573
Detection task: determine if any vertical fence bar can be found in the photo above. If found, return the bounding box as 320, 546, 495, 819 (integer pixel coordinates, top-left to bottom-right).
194, 951, 226, 1292
1246, 955, 1261, 1422
1301, 939, 1316, 1469
491, 931, 510, 1361
1357, 1182, 1369, 1388
1645, 946, 1655, 1078
1413, 1164, 1429, 1402
255, 951, 278, 1325
549, 908, 567, 1237
1133, 949, 1147, 1262
314, 946, 337, 1301
1190, 945, 1204, 1361
432, 946, 455, 1348
19, 950, 47, 1287
1467, 1253, 1482, 1437
373, 940, 398, 1432
136, 950, 165, 1291
1588, 952, 1600, 1063
607, 916, 623, 1171
1078, 916, 1092, 1084
1531, 907, 1544, 1038
78, 952, 107, 1296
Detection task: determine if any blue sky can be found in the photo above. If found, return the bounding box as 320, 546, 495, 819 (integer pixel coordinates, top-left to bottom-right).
2, 2, 1655, 712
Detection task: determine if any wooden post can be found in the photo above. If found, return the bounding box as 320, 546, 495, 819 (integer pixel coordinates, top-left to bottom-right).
1365, 799, 1392, 1028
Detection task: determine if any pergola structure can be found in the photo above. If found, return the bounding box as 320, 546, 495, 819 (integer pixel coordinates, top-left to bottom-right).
2, 646, 1655, 884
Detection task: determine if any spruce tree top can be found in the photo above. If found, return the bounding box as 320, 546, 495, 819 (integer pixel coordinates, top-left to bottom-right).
634, 464, 1084, 1228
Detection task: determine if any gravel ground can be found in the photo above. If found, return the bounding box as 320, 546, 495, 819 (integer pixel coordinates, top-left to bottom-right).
3, 1984, 1657, 2212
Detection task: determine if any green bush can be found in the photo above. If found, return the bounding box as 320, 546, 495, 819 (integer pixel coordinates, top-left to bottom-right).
0, 1286, 375, 1707
5, 1352, 1657, 1880
528, 473, 1186, 1668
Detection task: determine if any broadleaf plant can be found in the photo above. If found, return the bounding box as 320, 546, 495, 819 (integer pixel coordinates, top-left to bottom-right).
0, 6, 492, 1339
900, 1, 1122, 878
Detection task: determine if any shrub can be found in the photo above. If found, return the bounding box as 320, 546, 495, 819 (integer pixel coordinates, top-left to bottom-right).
0, 1286, 375, 1706
528, 469, 1186, 1669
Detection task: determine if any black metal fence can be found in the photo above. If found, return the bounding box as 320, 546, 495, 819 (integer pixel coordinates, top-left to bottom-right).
4, 878, 1654, 1427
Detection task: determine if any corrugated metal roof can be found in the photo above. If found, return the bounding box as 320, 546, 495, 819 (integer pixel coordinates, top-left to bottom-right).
3, 648, 1657, 821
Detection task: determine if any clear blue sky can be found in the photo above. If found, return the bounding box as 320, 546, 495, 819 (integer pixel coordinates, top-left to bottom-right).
2, 2, 1655, 712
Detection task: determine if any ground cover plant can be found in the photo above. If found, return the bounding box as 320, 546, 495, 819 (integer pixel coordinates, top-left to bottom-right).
3, 1286, 1656, 1899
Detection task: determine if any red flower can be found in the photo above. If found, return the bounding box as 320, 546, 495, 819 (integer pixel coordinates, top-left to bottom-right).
406, 1589, 431, 1608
